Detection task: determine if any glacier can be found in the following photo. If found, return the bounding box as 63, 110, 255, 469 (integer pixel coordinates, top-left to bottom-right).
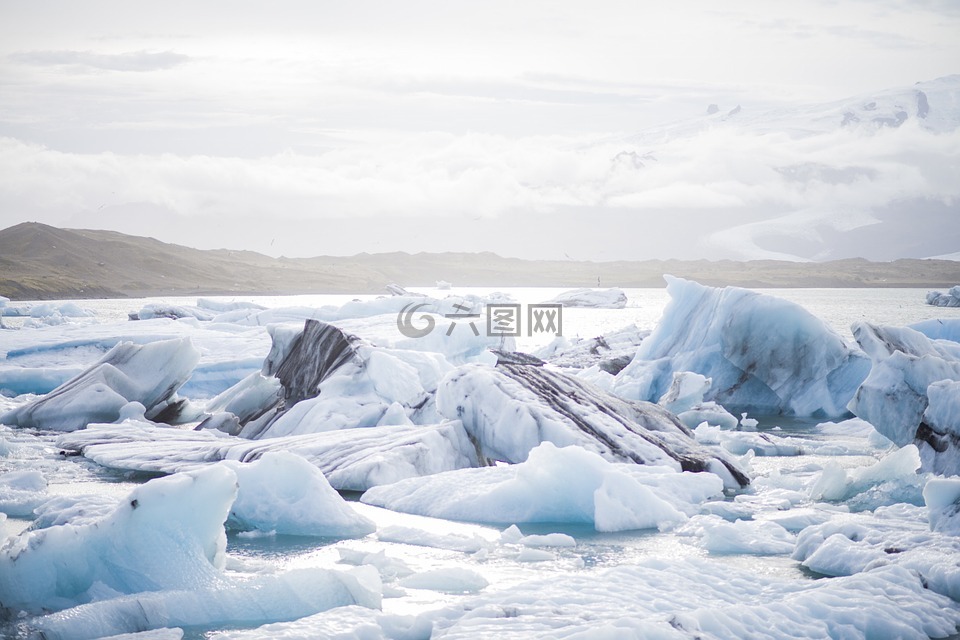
612, 276, 871, 417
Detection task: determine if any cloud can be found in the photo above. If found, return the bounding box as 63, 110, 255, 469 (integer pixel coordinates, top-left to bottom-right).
8, 50, 190, 72
0, 106, 956, 261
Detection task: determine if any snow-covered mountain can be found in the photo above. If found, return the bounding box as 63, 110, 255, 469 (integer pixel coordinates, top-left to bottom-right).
601, 75, 960, 262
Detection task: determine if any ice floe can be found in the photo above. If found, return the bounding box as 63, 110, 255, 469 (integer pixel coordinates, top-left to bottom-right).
542, 287, 628, 308
56, 419, 478, 491
437, 357, 749, 488
848, 322, 960, 474
1, 337, 201, 431
361, 441, 724, 532
612, 276, 871, 417
926, 286, 960, 307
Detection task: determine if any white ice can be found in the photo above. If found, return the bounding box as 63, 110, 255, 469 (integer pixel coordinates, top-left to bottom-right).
541, 287, 628, 309
222, 451, 375, 538
361, 442, 723, 532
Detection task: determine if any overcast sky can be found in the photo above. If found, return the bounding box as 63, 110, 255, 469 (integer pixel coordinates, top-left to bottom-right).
1, 0, 957, 261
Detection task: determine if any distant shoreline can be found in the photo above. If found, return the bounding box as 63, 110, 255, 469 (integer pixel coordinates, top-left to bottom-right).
2, 222, 958, 301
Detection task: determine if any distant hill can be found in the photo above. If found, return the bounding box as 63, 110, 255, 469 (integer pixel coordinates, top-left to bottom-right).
1, 222, 959, 300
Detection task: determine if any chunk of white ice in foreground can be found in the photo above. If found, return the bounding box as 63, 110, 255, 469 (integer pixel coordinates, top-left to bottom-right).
362, 442, 723, 532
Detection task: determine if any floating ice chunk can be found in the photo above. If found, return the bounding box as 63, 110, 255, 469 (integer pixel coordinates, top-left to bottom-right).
99, 629, 184, 640
498, 524, 523, 544
437, 359, 749, 488
0, 465, 237, 613
515, 547, 554, 562
223, 452, 375, 538
1, 338, 201, 431
376, 525, 491, 553
518, 533, 576, 548
130, 303, 216, 322
793, 506, 960, 601
677, 401, 739, 430
0, 469, 48, 517
422, 556, 960, 639
925, 286, 960, 307
398, 568, 488, 594
205, 605, 389, 640
534, 324, 647, 372
613, 276, 870, 417
28, 302, 95, 318
232, 319, 451, 439
923, 477, 960, 535
848, 322, 960, 474
337, 548, 414, 580
680, 515, 796, 555
809, 445, 922, 505
543, 287, 628, 308
362, 442, 723, 532
658, 371, 710, 414
196, 298, 266, 313
56, 420, 478, 492
911, 318, 960, 343
28, 566, 381, 640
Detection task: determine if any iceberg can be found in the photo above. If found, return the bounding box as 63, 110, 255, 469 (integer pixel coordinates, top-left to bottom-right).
437, 356, 749, 488
612, 277, 871, 417
1, 464, 382, 637
1, 337, 201, 431
926, 286, 960, 307
204, 319, 457, 439
0, 465, 237, 613
542, 287, 627, 308
56, 419, 478, 491
222, 451, 375, 537
847, 322, 960, 474
534, 323, 648, 373
362, 442, 724, 532
911, 318, 960, 343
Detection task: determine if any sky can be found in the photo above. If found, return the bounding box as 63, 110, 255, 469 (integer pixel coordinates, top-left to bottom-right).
0, 0, 958, 261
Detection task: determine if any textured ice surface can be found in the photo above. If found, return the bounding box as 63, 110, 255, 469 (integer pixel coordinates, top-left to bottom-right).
848, 322, 960, 474
0, 465, 237, 613
0, 469, 48, 517
422, 557, 960, 639
437, 359, 749, 488
362, 442, 724, 532
56, 420, 478, 491
793, 503, 960, 601
534, 323, 648, 373
911, 318, 960, 343
1, 338, 201, 431
678, 514, 796, 555
28, 566, 381, 640
542, 287, 628, 308
926, 286, 960, 307
613, 277, 871, 417
924, 476, 960, 535
223, 451, 375, 537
